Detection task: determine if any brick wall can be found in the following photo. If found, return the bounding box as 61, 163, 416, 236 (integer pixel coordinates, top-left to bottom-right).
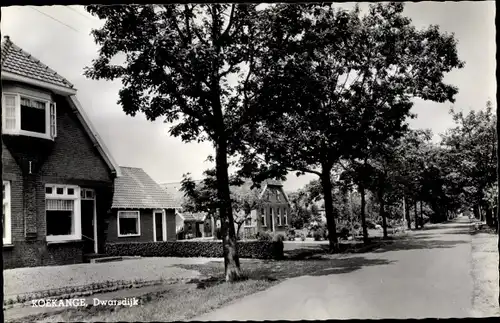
106, 209, 154, 243
2, 85, 114, 268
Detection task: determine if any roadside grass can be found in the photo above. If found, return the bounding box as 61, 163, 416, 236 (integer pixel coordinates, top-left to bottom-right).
33, 279, 275, 322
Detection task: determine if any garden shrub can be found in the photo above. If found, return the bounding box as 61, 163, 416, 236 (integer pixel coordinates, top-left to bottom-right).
105, 240, 284, 260
256, 231, 273, 241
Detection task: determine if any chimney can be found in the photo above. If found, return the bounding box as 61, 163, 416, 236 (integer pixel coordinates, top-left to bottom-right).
4, 35, 10, 41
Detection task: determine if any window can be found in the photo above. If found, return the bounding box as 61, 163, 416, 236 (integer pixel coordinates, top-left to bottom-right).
45, 184, 81, 242
276, 189, 281, 201
277, 208, 281, 225
3, 181, 12, 245
244, 215, 252, 226
284, 208, 288, 225
117, 211, 140, 237
260, 208, 266, 227
2, 93, 56, 139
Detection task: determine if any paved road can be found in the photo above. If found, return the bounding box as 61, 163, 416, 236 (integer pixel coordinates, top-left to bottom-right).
195, 217, 475, 320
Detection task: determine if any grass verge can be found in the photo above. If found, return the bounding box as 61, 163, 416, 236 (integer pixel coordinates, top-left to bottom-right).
30, 279, 275, 322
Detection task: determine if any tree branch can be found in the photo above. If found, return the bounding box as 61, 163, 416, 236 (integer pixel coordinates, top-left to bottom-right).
222, 4, 236, 38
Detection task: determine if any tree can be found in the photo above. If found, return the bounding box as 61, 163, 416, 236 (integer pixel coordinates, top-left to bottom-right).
231, 182, 262, 237
238, 2, 464, 252
84, 4, 270, 281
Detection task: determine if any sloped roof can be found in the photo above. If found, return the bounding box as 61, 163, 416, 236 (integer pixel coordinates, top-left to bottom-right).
1, 36, 74, 89
113, 167, 179, 209
161, 181, 202, 206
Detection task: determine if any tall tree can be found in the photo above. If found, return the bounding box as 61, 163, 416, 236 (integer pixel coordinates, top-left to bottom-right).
238, 2, 464, 251
84, 4, 267, 281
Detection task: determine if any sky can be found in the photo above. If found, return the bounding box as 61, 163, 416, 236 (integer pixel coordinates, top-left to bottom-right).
1, 3, 496, 192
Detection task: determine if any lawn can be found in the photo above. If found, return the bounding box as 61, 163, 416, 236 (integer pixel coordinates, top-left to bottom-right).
28, 252, 391, 322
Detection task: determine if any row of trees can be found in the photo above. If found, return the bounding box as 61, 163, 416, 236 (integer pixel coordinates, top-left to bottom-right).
85, 3, 465, 281
288, 101, 497, 244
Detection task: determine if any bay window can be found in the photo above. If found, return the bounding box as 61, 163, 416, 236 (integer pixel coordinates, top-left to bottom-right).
45, 184, 81, 242
117, 211, 141, 237
2, 92, 57, 139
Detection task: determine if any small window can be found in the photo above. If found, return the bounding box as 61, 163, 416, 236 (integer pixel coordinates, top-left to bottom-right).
260, 208, 266, 227
284, 208, 288, 225
276, 189, 281, 201
277, 208, 281, 225
45, 186, 53, 194
245, 215, 252, 226
67, 188, 75, 195
85, 190, 94, 199
56, 187, 64, 195
118, 211, 140, 237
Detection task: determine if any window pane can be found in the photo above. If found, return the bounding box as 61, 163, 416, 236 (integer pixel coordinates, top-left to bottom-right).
56, 187, 64, 195
46, 210, 73, 236
67, 188, 75, 195
20, 98, 46, 134
119, 217, 138, 235
45, 187, 53, 194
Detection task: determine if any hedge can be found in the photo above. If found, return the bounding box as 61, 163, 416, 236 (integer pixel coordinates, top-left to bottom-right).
105, 240, 284, 260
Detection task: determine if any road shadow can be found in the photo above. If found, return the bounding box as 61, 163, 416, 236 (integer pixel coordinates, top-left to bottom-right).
371, 238, 470, 253
179, 256, 395, 287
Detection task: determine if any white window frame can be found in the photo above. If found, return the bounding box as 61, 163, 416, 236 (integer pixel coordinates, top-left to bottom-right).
277, 208, 282, 225
117, 210, 141, 237
3, 181, 12, 245
284, 208, 288, 225
45, 184, 81, 242
260, 208, 266, 227
244, 210, 253, 227
153, 209, 167, 242
2, 92, 56, 140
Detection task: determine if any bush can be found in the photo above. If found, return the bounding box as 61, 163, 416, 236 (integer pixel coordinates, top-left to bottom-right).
105, 240, 284, 260
338, 227, 350, 240
256, 231, 273, 241
313, 229, 324, 241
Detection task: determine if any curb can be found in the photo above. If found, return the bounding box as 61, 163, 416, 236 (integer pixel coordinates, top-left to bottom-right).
3, 277, 191, 309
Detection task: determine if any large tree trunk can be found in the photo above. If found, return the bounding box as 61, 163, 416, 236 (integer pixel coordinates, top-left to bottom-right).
404, 194, 411, 230
215, 137, 241, 282
320, 165, 338, 252
378, 188, 388, 239
414, 201, 419, 229
420, 201, 424, 228
360, 184, 369, 245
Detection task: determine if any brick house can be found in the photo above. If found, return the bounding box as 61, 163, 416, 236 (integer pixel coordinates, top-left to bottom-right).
162, 179, 292, 239
1, 36, 121, 268
109, 167, 179, 243
238, 179, 292, 238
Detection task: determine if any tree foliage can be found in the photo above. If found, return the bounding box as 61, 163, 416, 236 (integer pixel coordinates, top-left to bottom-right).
238, 2, 464, 250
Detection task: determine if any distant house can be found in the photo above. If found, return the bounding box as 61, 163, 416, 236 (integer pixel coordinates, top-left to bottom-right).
162, 179, 292, 239
2, 36, 121, 269
161, 181, 214, 239
109, 167, 180, 243
239, 179, 292, 238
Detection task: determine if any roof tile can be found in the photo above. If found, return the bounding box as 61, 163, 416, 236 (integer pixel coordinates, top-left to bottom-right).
1, 36, 74, 89
112, 167, 179, 209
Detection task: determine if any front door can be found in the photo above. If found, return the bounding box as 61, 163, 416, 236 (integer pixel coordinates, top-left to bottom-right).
154, 210, 165, 242
81, 188, 96, 254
